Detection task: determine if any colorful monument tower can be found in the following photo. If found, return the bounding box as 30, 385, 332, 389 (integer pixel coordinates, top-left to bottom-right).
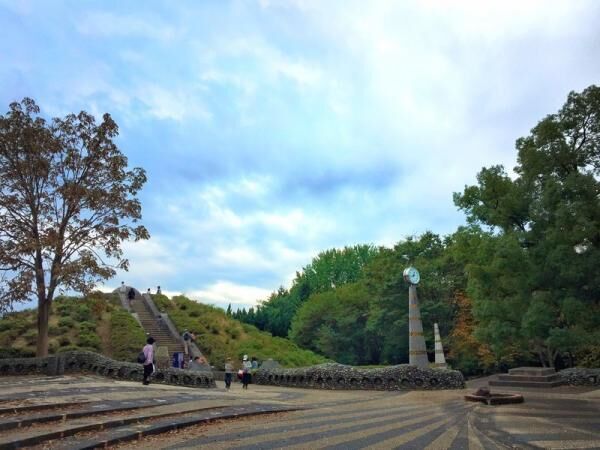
434, 322, 447, 368
404, 267, 429, 367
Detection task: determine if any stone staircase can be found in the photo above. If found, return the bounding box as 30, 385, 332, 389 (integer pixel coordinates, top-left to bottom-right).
129, 293, 185, 356
489, 367, 563, 388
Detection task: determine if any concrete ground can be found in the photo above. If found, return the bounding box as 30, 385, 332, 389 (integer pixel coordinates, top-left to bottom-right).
0, 374, 598, 449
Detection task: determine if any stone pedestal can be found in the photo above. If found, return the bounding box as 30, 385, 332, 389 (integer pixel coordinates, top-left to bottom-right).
434, 323, 447, 368
408, 285, 429, 367
489, 367, 563, 388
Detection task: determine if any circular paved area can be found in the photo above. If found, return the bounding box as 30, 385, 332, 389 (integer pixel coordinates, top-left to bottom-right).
118, 379, 600, 449
0, 374, 598, 449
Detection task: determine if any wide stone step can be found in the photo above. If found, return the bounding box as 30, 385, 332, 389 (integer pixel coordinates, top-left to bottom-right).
0, 401, 236, 448
497, 374, 560, 382
508, 367, 556, 376
45, 403, 296, 450
488, 379, 564, 388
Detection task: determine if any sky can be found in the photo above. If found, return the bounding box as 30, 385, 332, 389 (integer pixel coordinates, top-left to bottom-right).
1, 0, 599, 311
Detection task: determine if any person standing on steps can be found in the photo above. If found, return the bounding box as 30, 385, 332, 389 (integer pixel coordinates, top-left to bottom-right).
224, 357, 234, 391
147, 288, 151, 295
157, 285, 162, 295
127, 287, 135, 305
142, 337, 155, 385
182, 329, 192, 357
120, 281, 126, 294
241, 354, 252, 389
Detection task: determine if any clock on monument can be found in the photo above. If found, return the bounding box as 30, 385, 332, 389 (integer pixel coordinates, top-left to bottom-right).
403, 266, 420, 285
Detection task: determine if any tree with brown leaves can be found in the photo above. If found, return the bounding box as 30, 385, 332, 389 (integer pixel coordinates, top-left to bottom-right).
0, 98, 149, 356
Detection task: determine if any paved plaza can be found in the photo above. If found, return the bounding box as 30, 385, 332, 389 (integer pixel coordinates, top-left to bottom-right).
0, 374, 598, 449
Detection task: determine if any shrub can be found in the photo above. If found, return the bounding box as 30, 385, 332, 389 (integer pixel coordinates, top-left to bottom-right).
79, 321, 97, 333
23, 329, 37, 345
189, 310, 199, 317
74, 305, 93, 322
88, 298, 106, 318
226, 327, 240, 339
58, 317, 75, 328
78, 332, 100, 350
48, 341, 59, 354
48, 326, 62, 337
59, 336, 71, 347
153, 294, 173, 312
0, 317, 30, 334
110, 309, 146, 361
0, 348, 35, 358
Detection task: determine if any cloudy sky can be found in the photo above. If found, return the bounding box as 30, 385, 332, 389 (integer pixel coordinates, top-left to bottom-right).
1, 0, 599, 311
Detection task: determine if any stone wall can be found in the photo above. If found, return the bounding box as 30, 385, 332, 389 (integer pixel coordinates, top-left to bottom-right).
253, 363, 465, 390
0, 351, 216, 389
560, 368, 600, 386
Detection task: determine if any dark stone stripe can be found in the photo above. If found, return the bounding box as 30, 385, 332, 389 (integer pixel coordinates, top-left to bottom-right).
229, 405, 471, 450
447, 422, 469, 450
165, 402, 467, 449
324, 415, 467, 450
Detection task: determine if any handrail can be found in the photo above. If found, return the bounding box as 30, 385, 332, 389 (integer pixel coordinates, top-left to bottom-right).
142, 293, 205, 360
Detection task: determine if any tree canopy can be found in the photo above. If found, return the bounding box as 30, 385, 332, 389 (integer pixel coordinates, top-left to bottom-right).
454, 85, 600, 367
0, 98, 149, 356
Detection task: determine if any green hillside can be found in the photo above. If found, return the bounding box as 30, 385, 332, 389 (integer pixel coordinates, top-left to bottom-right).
0, 292, 146, 361
0, 292, 327, 368
153, 294, 327, 368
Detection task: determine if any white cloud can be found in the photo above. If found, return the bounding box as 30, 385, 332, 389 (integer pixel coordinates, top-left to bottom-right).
115, 238, 179, 287
187, 281, 272, 307
138, 83, 212, 122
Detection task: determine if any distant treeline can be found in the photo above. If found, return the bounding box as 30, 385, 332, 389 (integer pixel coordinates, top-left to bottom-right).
233, 85, 600, 375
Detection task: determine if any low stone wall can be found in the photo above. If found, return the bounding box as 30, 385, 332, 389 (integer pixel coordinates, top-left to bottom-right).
253, 363, 465, 390
0, 351, 216, 389
560, 368, 600, 386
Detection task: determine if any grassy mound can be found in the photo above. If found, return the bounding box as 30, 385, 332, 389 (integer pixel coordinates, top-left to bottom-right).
0, 292, 145, 361
0, 292, 327, 369
153, 294, 327, 369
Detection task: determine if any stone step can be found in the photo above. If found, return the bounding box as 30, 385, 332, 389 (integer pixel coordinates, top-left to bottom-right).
46, 403, 297, 450
508, 367, 556, 376
0, 402, 229, 448
0, 396, 185, 432
488, 379, 564, 388
497, 374, 560, 382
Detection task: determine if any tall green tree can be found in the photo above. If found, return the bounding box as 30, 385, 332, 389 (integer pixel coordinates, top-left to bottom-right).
454, 85, 600, 367
289, 283, 373, 364
0, 98, 149, 356
243, 245, 379, 337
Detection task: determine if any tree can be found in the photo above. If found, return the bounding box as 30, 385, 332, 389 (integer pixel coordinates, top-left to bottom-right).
242, 245, 380, 337
0, 98, 149, 356
454, 85, 600, 367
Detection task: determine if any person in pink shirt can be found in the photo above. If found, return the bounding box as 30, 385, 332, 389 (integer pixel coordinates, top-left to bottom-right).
142, 337, 155, 385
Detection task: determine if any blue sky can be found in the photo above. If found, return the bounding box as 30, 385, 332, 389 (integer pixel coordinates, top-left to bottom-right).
2, 0, 599, 311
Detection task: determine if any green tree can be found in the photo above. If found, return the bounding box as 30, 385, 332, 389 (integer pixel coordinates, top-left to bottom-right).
454, 85, 600, 367
245, 245, 379, 337
289, 283, 372, 364
0, 98, 149, 356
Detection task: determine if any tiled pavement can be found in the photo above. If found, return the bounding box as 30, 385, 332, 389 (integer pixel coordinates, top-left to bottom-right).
0, 374, 598, 449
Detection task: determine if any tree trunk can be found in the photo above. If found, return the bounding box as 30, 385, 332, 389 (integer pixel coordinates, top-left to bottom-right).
36, 296, 50, 357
